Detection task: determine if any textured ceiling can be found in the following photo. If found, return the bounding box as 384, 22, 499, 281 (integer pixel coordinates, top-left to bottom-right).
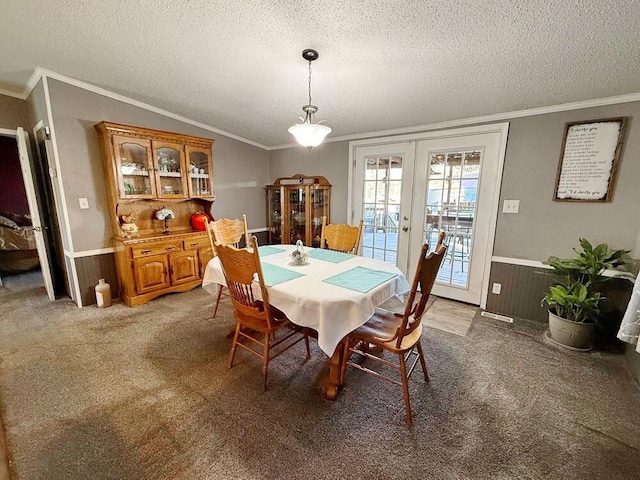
1, 0, 639, 147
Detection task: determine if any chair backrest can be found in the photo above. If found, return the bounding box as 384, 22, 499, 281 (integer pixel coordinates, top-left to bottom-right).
215, 235, 275, 330
320, 216, 364, 254
394, 231, 447, 349
207, 214, 249, 251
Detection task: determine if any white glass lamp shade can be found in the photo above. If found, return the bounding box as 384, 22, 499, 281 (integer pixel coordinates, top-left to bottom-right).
288, 123, 332, 148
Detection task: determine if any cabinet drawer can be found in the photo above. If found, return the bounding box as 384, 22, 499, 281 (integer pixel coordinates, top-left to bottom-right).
131, 240, 182, 258
183, 237, 209, 250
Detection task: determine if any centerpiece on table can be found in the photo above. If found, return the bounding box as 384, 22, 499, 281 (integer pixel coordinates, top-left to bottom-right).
290, 239, 309, 265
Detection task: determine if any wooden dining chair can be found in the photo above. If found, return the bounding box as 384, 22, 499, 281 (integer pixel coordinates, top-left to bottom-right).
206, 214, 249, 317
319, 216, 364, 254
216, 236, 311, 391
340, 231, 447, 425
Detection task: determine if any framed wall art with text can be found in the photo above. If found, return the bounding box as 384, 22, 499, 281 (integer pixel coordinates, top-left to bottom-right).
554, 117, 628, 202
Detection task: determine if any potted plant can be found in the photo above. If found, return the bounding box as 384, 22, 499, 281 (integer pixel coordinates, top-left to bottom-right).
542, 238, 630, 350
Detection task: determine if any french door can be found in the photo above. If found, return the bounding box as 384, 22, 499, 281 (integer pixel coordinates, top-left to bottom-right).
352, 142, 415, 274
350, 124, 508, 306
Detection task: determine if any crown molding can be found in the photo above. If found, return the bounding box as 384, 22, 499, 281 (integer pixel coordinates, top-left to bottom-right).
0, 86, 25, 100
22, 67, 45, 99
11, 67, 640, 152
268, 92, 640, 150
21, 67, 270, 150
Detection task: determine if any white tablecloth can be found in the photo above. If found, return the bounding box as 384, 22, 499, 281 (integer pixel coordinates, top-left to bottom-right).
202, 244, 410, 356
618, 273, 640, 353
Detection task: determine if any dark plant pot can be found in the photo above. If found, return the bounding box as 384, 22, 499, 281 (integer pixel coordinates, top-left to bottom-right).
548, 309, 595, 350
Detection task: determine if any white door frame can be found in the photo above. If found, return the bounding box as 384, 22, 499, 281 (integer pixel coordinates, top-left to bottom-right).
348, 123, 509, 309
0, 127, 55, 300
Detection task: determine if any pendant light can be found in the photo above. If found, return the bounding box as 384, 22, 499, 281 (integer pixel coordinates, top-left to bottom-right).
288, 49, 331, 150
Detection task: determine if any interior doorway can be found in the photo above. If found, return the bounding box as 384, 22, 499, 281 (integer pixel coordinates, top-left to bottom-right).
0, 131, 44, 291
0, 127, 67, 300
349, 123, 509, 308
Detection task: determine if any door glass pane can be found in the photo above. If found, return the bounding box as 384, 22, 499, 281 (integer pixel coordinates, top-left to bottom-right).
157, 147, 183, 195
310, 186, 327, 247
267, 188, 282, 244
188, 150, 211, 196
289, 188, 305, 244
361, 155, 402, 264
424, 149, 482, 288
119, 142, 151, 196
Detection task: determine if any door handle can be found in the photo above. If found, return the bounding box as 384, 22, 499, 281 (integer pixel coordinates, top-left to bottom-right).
402, 226, 409, 232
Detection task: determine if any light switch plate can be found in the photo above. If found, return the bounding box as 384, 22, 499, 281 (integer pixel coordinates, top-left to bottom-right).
79, 197, 89, 209
503, 200, 520, 214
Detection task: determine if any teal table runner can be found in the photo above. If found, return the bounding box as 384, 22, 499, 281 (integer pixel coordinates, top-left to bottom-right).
258, 246, 285, 257
308, 249, 354, 263
322, 266, 397, 293
261, 263, 305, 286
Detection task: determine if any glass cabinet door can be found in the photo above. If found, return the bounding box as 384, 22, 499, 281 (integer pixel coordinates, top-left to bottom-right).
287, 187, 306, 244
153, 141, 188, 199
186, 146, 214, 198
310, 186, 329, 247
113, 135, 154, 199
266, 187, 282, 244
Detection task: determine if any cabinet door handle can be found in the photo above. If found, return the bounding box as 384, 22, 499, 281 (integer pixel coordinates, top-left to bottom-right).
166, 246, 176, 251
189, 243, 198, 247
141, 249, 152, 255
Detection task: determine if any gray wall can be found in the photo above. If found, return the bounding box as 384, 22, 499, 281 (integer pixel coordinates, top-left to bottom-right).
47, 79, 269, 252
270, 102, 640, 261
268, 141, 350, 223
26, 79, 48, 131
495, 102, 640, 260
0, 93, 28, 130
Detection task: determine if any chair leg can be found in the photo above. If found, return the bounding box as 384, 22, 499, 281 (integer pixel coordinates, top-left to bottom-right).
416, 341, 430, 383
398, 352, 413, 426
213, 285, 225, 318
228, 323, 241, 369
262, 332, 270, 392
304, 331, 311, 359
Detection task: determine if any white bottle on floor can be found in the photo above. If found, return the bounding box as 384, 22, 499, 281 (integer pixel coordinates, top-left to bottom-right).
95, 278, 112, 308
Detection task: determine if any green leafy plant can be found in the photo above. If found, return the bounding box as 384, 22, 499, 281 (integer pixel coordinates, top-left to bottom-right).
545, 238, 629, 288
543, 281, 601, 323
542, 238, 630, 324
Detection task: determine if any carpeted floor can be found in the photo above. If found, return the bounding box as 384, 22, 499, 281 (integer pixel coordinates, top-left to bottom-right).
0, 277, 639, 479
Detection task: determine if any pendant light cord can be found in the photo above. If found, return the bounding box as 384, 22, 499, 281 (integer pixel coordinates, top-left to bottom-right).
307, 60, 313, 106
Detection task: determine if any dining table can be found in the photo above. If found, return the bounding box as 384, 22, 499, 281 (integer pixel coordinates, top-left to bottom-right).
202, 243, 410, 399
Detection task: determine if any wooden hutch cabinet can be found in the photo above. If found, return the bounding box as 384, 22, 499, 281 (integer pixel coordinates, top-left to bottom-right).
266, 174, 330, 247
95, 122, 215, 306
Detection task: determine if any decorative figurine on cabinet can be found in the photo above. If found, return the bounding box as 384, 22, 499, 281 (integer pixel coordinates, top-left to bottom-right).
154, 207, 176, 234
119, 213, 139, 238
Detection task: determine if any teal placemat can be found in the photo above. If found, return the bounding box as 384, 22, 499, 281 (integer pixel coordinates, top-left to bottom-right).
308, 248, 355, 263
261, 263, 305, 286
322, 266, 397, 293
259, 246, 286, 256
